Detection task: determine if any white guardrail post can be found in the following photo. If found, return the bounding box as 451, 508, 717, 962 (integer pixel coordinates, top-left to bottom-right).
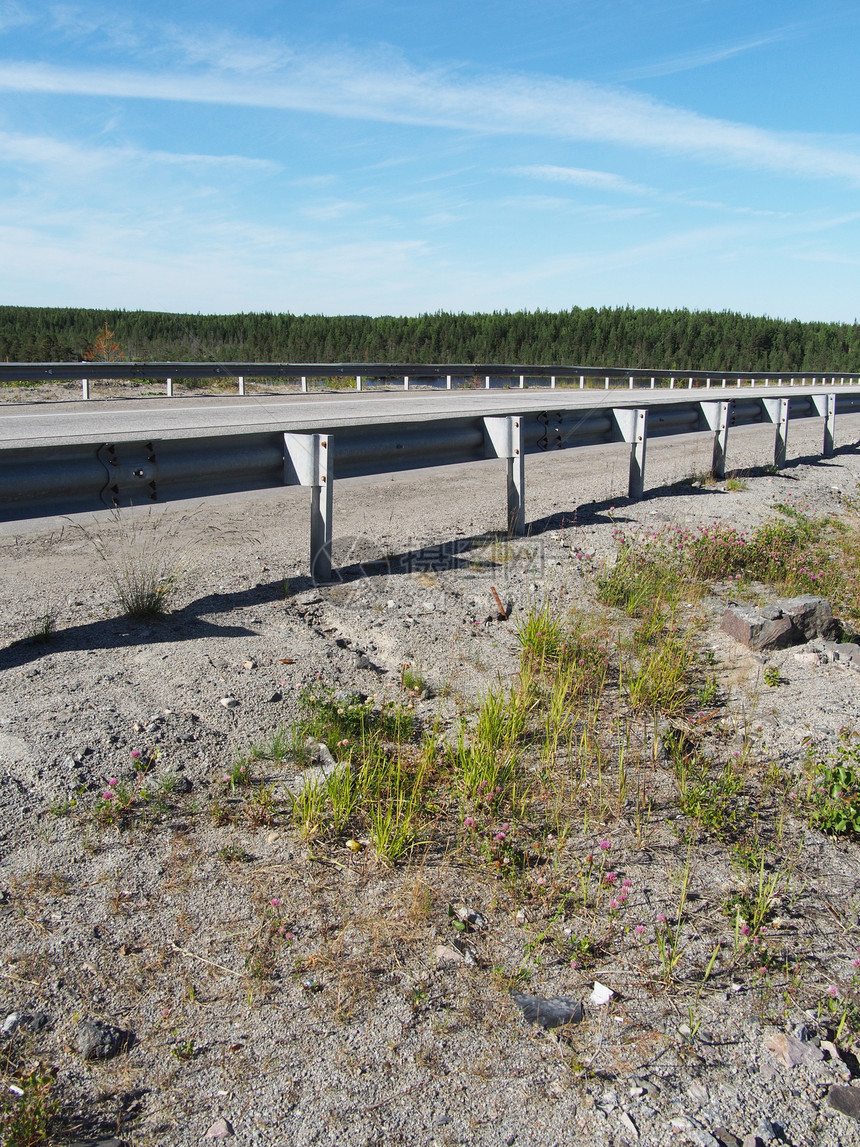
283, 433, 333, 582
166, 377, 173, 397
611, 408, 648, 501
812, 391, 838, 457
82, 377, 89, 400
701, 400, 733, 480
483, 416, 525, 536
763, 396, 790, 469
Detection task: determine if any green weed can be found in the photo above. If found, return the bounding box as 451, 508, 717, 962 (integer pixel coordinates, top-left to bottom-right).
806, 731, 860, 835
0, 1063, 58, 1147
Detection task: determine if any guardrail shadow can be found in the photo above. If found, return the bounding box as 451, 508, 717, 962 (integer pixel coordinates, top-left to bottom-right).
1, 445, 855, 672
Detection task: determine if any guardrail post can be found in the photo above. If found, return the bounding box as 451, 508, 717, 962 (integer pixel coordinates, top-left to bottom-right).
519, 374, 525, 389
284, 433, 334, 582
629, 375, 634, 389
404, 375, 409, 391
82, 378, 89, 400
166, 377, 173, 397
447, 375, 453, 390
763, 397, 790, 469
550, 375, 556, 389
238, 376, 245, 396
706, 377, 711, 389
701, 400, 733, 479
580, 375, 585, 389
483, 416, 525, 536
688, 377, 693, 389
612, 408, 648, 501
812, 392, 837, 457
356, 375, 362, 391
300, 375, 307, 393
605, 377, 610, 389
670, 377, 675, 389
650, 376, 655, 389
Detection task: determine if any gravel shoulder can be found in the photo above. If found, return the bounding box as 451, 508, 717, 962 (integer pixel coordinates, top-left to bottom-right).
2, 415, 860, 1146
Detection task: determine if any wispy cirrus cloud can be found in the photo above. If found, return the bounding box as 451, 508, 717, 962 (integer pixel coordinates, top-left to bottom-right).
2, 47, 860, 189
0, 0, 31, 33
0, 129, 279, 173
611, 28, 796, 81
511, 163, 792, 219
510, 165, 655, 197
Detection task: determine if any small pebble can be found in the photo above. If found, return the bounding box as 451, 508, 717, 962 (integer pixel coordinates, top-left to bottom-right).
220, 697, 239, 709
204, 1118, 235, 1139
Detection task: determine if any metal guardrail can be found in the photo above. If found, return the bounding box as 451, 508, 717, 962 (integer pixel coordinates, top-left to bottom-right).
1, 360, 858, 397
1, 382, 859, 580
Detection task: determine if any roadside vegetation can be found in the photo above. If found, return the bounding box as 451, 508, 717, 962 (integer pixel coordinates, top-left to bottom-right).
6, 498, 860, 1143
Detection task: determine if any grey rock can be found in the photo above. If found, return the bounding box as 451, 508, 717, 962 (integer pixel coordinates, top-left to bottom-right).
765, 1030, 823, 1067
77, 1019, 133, 1061
219, 697, 239, 709
204, 1118, 235, 1139
307, 738, 339, 766
671, 1116, 698, 1131
205, 1124, 236, 1142
820, 639, 860, 666
434, 939, 477, 965
618, 1112, 639, 1140
172, 776, 192, 795
689, 1132, 721, 1147
781, 595, 841, 640
67, 1139, 124, 1147
2, 1011, 50, 1037
452, 905, 487, 930
828, 1084, 860, 1120
510, 991, 584, 1029
288, 759, 348, 796
721, 605, 796, 651
714, 1129, 741, 1147
754, 1117, 779, 1142
834, 642, 860, 666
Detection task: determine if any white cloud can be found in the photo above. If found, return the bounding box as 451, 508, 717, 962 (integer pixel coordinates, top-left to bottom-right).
2, 51, 860, 189
0, 129, 279, 174
0, 0, 31, 32
511, 165, 655, 197
612, 28, 795, 81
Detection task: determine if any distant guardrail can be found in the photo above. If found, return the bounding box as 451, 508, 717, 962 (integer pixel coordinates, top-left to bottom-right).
0, 360, 858, 398
1, 376, 859, 580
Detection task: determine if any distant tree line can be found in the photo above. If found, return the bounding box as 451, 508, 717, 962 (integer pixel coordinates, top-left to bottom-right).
0, 305, 857, 371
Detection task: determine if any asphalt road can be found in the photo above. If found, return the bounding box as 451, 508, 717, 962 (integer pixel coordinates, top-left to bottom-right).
0, 384, 849, 449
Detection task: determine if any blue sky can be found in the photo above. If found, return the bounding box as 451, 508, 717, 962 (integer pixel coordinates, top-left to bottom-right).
1, 0, 860, 320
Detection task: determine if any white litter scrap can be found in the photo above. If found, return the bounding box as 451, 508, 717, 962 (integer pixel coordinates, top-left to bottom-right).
590, 981, 614, 1006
